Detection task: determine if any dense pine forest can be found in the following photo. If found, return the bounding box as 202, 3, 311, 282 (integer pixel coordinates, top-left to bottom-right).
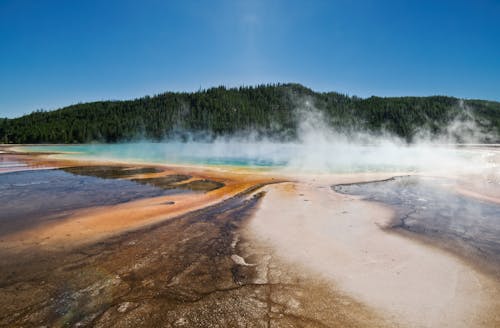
1, 83, 499, 144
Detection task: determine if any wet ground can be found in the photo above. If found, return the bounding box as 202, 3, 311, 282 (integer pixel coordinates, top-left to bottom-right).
334, 176, 500, 276
132, 176, 225, 192
0, 151, 226, 238
0, 185, 261, 326
1, 153, 384, 327
0, 169, 192, 237
0, 182, 387, 327
61, 165, 225, 192
2, 147, 499, 327
61, 166, 164, 179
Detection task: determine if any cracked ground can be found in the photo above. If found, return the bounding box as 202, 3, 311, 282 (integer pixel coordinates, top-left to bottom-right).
0, 183, 388, 328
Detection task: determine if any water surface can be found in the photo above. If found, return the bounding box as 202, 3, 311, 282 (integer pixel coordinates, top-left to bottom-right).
334, 176, 500, 274
20, 142, 499, 173
0, 169, 191, 236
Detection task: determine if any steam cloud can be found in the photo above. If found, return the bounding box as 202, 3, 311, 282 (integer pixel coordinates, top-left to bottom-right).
169, 98, 498, 175
67, 97, 499, 178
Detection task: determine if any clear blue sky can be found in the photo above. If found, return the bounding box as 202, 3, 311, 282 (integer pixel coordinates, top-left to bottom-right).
1, 0, 499, 118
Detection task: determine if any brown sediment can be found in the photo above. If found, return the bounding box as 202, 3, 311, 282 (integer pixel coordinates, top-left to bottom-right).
2, 146, 500, 327
0, 152, 279, 252
176, 179, 225, 192
0, 150, 390, 327
61, 165, 165, 179
131, 174, 192, 187
0, 174, 388, 327
0, 182, 264, 326
131, 175, 225, 192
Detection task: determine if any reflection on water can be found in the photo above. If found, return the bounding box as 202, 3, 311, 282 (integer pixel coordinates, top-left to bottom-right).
61, 167, 226, 192
61, 166, 163, 179
334, 176, 500, 274
0, 169, 189, 236
0, 158, 226, 237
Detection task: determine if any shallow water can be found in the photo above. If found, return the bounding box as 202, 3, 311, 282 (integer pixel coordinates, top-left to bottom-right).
334, 176, 500, 274
60, 165, 164, 179
1, 147, 499, 326
0, 169, 191, 236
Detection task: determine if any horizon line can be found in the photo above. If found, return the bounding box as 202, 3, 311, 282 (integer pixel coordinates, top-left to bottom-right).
3, 82, 499, 119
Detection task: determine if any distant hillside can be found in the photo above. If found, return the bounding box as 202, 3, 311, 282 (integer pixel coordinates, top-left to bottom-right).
1, 83, 499, 143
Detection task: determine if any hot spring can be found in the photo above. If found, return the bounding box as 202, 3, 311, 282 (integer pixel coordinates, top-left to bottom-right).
19, 142, 499, 174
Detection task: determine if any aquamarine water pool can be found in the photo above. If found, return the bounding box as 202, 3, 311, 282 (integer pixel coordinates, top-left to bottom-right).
22, 143, 282, 167
20, 142, 498, 173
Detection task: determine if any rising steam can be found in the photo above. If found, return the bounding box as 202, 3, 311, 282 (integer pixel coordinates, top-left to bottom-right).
39, 97, 498, 177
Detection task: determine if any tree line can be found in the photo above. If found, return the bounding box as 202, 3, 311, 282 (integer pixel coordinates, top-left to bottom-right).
1, 83, 499, 143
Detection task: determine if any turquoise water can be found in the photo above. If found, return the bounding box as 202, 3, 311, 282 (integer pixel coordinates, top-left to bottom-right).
20, 142, 496, 173
22, 143, 285, 168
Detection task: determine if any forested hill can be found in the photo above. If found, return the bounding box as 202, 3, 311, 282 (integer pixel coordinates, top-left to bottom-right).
1, 83, 499, 144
